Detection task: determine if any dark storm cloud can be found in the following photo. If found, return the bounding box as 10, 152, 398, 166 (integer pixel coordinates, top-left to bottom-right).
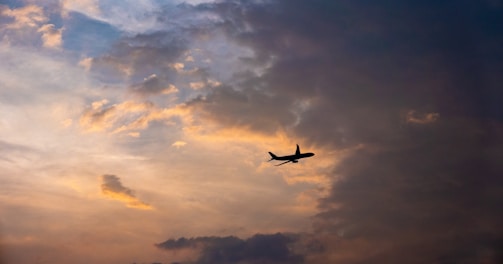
169, 0, 503, 263
196, 1, 503, 144
186, 85, 297, 134
314, 119, 503, 263
157, 233, 303, 264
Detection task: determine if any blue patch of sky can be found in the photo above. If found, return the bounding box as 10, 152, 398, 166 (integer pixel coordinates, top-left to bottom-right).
48, 10, 64, 30
62, 12, 122, 57
1, 0, 24, 8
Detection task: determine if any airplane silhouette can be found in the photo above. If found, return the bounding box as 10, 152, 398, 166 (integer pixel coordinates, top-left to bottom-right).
268, 144, 315, 166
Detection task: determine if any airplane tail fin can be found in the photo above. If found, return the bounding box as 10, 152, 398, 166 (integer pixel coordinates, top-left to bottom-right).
268, 152, 277, 161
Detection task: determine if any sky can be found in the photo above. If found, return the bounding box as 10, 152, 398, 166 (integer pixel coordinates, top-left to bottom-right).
0, 0, 502, 263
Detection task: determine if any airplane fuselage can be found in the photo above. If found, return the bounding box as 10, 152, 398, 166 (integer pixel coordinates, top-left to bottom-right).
273, 153, 314, 161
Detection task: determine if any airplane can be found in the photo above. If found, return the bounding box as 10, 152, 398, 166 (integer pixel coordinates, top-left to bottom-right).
268, 144, 315, 166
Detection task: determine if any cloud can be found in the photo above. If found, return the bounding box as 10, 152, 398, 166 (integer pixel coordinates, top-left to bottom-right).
0, 4, 47, 29
68, 1, 503, 262
61, 0, 164, 33
0, 4, 63, 48
3, 0, 497, 262
61, 0, 101, 18
189, 81, 205, 90
100, 174, 152, 210
157, 233, 304, 264
154, 0, 503, 263
79, 99, 189, 135
0, 140, 39, 163
130, 74, 178, 97
185, 85, 297, 135
405, 110, 439, 124
37, 23, 63, 48
172, 141, 187, 148
86, 31, 190, 82
78, 57, 93, 71
314, 118, 503, 263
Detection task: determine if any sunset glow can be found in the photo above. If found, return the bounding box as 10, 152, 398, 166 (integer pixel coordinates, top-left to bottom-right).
1, 1, 502, 263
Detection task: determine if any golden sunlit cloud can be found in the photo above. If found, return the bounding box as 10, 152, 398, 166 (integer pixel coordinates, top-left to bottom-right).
127, 132, 141, 138
163, 84, 179, 94
0, 4, 62, 49
1, 5, 47, 29
100, 174, 153, 210
37, 24, 63, 48
172, 141, 187, 148
171, 62, 185, 72
78, 57, 93, 71
79, 100, 190, 134
189, 82, 205, 90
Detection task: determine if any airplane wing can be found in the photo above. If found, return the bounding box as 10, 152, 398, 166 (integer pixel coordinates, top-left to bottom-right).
275, 160, 292, 166
295, 144, 300, 155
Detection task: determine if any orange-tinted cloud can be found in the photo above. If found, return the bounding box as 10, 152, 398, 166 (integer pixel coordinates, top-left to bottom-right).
171, 140, 187, 148
1, 5, 47, 29
79, 100, 190, 135
100, 174, 153, 210
1, 5, 64, 49
37, 24, 63, 48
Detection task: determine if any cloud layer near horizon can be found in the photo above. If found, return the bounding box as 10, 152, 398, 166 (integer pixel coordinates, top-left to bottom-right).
157, 233, 305, 264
